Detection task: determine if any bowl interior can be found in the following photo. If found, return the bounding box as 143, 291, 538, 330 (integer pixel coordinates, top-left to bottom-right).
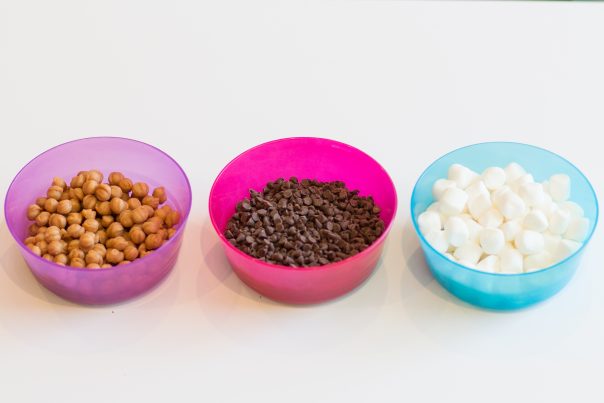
411, 142, 598, 257
5, 137, 192, 254
210, 138, 397, 242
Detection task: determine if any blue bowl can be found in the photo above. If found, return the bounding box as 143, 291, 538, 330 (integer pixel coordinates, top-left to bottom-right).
410, 142, 599, 310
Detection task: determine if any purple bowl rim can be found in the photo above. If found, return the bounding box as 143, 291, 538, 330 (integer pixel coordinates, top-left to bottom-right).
410, 141, 600, 277
3, 136, 193, 272
208, 136, 399, 272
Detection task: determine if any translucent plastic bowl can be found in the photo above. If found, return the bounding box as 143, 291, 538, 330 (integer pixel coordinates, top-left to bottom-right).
209, 137, 397, 304
4, 137, 192, 305
411, 142, 598, 310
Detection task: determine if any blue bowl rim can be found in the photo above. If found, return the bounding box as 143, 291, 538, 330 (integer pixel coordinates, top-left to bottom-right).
410, 141, 599, 277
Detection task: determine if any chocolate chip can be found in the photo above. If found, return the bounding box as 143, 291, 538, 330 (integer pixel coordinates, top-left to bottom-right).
240, 212, 250, 223
224, 177, 384, 267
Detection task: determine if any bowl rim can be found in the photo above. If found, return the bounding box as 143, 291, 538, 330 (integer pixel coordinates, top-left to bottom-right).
3, 136, 193, 272
410, 141, 600, 277
208, 136, 399, 272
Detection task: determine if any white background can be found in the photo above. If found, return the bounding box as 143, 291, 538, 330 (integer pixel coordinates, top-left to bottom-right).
1, 1, 603, 402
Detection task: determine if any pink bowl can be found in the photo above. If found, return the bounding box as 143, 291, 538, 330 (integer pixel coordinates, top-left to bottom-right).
4, 137, 192, 305
209, 137, 397, 304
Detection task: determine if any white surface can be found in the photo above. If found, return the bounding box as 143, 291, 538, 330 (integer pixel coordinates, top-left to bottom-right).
1, 1, 603, 402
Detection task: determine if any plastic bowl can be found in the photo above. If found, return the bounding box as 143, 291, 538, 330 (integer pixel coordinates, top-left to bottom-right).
209, 137, 397, 304
4, 137, 192, 305
411, 142, 598, 310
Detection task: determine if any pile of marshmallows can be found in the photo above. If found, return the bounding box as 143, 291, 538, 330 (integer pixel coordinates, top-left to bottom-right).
418, 163, 590, 274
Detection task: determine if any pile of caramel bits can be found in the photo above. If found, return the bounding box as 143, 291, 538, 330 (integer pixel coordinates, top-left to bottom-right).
24, 170, 180, 269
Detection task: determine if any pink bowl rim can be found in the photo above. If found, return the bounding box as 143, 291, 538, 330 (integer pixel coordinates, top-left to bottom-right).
208, 136, 398, 272
3, 136, 193, 273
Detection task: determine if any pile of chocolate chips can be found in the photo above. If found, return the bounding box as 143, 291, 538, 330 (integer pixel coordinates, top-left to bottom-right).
224, 177, 385, 267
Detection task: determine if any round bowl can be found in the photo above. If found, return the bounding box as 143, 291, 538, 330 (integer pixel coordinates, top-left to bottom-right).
209, 137, 397, 304
411, 142, 598, 310
4, 137, 192, 305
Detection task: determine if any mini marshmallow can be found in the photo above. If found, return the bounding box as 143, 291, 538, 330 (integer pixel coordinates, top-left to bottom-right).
534, 192, 556, 216
427, 202, 440, 212
448, 164, 479, 189
461, 215, 483, 243
443, 253, 456, 261
523, 210, 549, 233
565, 217, 589, 242
466, 181, 490, 198
542, 232, 562, 254
515, 173, 534, 186
493, 188, 526, 220
515, 230, 545, 255
476, 255, 500, 273
555, 239, 581, 261
524, 251, 553, 272
424, 230, 449, 253
559, 201, 584, 219
549, 174, 570, 202
479, 227, 505, 255
440, 187, 468, 216
454, 241, 483, 265
444, 216, 469, 247
548, 208, 571, 235
432, 179, 457, 200
467, 192, 492, 220
518, 182, 545, 207
457, 259, 477, 269
478, 208, 503, 228
504, 162, 526, 184
418, 211, 442, 235
427, 202, 448, 223
482, 167, 506, 190
492, 185, 511, 201
501, 219, 522, 242
499, 247, 524, 274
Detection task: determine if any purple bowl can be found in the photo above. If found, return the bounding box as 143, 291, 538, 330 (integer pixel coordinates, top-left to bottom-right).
4, 137, 192, 305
